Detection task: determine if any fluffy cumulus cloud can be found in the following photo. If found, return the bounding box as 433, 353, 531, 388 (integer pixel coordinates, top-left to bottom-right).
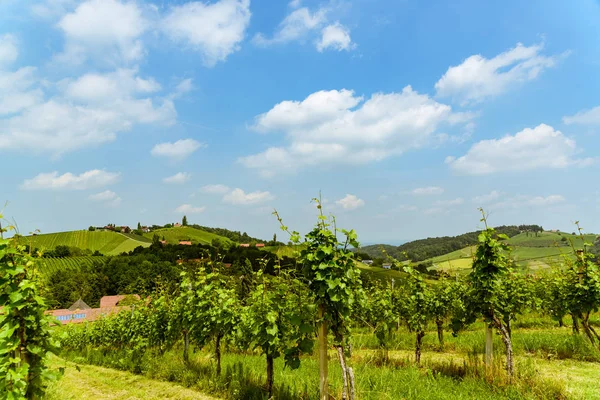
563, 106, 600, 126
240, 86, 472, 176
317, 22, 354, 52
0, 65, 175, 155
175, 204, 206, 213
56, 0, 148, 65
222, 188, 274, 205
0, 34, 18, 66
411, 186, 444, 195
88, 190, 121, 206
435, 43, 561, 105
162, 0, 251, 67
163, 172, 191, 184
446, 124, 595, 175
151, 139, 205, 161
335, 194, 364, 210
200, 184, 231, 194
0, 35, 43, 116
21, 169, 120, 190
253, 3, 354, 52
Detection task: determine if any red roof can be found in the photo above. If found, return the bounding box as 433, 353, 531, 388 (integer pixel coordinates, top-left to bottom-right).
255, 243, 265, 247
179, 240, 192, 245
100, 294, 139, 308
240, 243, 250, 247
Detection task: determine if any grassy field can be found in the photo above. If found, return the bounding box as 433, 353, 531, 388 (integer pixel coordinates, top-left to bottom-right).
427, 231, 599, 273
261, 244, 306, 258
56, 312, 600, 400
22, 230, 151, 256
143, 226, 233, 246
38, 256, 108, 274
46, 357, 218, 400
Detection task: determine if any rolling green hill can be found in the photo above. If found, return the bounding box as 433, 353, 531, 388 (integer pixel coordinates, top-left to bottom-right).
143, 226, 233, 246
429, 231, 600, 273
39, 256, 108, 274
22, 230, 150, 256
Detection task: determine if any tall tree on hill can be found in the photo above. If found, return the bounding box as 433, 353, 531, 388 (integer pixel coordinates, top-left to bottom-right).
182, 215, 188, 226
137, 222, 141, 230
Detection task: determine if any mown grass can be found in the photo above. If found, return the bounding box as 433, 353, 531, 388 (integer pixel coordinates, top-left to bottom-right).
56, 311, 600, 400
22, 230, 150, 255
59, 344, 569, 400
143, 226, 233, 246
46, 356, 218, 400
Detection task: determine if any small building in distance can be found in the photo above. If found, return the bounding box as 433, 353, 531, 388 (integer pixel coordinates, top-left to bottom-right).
240, 243, 250, 247
382, 263, 392, 270
179, 240, 192, 245
159, 240, 167, 245
174, 222, 182, 228
141, 226, 150, 233
362, 260, 374, 265
48, 294, 140, 325
255, 243, 265, 248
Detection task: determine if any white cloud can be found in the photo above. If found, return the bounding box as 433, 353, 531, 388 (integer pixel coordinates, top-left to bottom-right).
0, 34, 18, 66
253, 3, 354, 52
393, 204, 418, 212
31, 0, 77, 19
563, 106, 600, 126
162, 0, 251, 67
175, 204, 206, 214
289, 0, 302, 8
151, 139, 205, 161
411, 186, 444, 195
64, 68, 160, 103
173, 78, 193, 98
446, 124, 595, 175
254, 6, 327, 46
335, 194, 365, 210
435, 43, 562, 105
21, 169, 120, 190
222, 188, 274, 205
240, 86, 472, 176
57, 0, 148, 65
487, 194, 566, 210
472, 190, 501, 204
434, 197, 464, 207
200, 184, 230, 194
317, 22, 354, 52
0, 63, 176, 155
163, 172, 191, 184
88, 190, 121, 206
0, 36, 43, 116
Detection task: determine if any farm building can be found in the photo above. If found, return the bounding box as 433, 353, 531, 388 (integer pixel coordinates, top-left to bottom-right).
362, 260, 374, 265
255, 243, 265, 248
179, 240, 192, 245
382, 263, 392, 270
48, 294, 140, 325
174, 222, 182, 228
240, 243, 250, 247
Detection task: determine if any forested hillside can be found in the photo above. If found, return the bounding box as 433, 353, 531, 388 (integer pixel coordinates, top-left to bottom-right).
359, 225, 543, 261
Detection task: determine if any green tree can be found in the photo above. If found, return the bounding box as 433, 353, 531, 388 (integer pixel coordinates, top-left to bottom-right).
137, 222, 142, 230
182, 215, 188, 226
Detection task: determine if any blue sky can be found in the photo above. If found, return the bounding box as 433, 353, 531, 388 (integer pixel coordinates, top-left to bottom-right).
1, 0, 599, 244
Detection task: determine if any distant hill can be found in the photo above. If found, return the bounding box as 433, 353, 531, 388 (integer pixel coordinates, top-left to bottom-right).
143, 226, 233, 246
429, 230, 599, 273
22, 230, 151, 256
358, 225, 543, 262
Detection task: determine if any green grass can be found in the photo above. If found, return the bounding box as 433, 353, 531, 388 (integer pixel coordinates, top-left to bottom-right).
38, 256, 108, 274
143, 226, 233, 246
22, 230, 150, 256
46, 356, 218, 400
